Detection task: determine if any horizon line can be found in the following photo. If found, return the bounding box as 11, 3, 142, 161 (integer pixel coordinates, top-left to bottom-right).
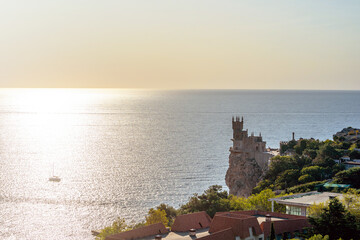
0, 87, 359, 91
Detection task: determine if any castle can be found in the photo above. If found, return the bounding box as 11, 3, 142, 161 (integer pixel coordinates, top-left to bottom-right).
230, 116, 271, 170
226, 116, 274, 197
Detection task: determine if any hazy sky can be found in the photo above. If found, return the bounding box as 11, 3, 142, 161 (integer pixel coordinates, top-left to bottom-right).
1, 1, 359, 89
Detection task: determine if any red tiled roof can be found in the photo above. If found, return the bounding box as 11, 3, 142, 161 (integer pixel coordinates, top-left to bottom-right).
106, 223, 168, 240
209, 211, 308, 239
261, 219, 310, 238
209, 213, 262, 239
171, 211, 212, 232
197, 228, 235, 240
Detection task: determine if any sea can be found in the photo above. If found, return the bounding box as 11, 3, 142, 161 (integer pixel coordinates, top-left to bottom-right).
0, 89, 359, 239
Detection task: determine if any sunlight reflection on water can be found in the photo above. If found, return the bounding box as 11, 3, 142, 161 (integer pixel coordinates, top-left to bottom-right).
0, 89, 359, 239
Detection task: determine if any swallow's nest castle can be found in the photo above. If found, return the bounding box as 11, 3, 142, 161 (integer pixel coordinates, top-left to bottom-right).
225, 116, 274, 197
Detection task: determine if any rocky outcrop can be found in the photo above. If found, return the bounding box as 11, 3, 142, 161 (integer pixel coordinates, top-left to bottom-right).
333, 127, 360, 142
225, 152, 263, 197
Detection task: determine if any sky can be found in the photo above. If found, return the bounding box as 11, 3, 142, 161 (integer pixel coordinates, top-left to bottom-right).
0, 0, 359, 89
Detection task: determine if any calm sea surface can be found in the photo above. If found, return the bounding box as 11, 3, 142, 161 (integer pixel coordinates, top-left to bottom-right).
0, 89, 359, 239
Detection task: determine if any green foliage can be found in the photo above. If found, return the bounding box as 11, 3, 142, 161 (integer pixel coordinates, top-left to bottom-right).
266, 156, 298, 182
181, 186, 286, 217
349, 150, 360, 159
96, 218, 130, 240
145, 208, 169, 227
308, 202, 328, 219
287, 181, 326, 193
180, 185, 230, 217
307, 234, 330, 240
255, 134, 357, 194
229, 189, 284, 212
252, 179, 273, 194
275, 169, 300, 189
331, 164, 345, 176
312, 157, 336, 168
303, 149, 318, 159
333, 168, 360, 188
317, 143, 341, 160
298, 174, 315, 184
301, 166, 325, 181
342, 188, 360, 219
155, 203, 178, 226
308, 198, 359, 240
349, 143, 357, 151
280, 140, 297, 154
294, 139, 308, 155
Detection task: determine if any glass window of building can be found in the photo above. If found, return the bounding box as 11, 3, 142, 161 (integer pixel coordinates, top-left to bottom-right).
286, 205, 302, 216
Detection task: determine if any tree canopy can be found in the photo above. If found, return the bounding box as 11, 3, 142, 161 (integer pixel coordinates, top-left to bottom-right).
334, 167, 360, 188
308, 198, 359, 240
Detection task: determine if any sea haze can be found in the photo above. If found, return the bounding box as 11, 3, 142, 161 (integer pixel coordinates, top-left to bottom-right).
0, 89, 359, 239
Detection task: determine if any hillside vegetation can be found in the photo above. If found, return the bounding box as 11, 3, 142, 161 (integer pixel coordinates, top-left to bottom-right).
253, 137, 360, 194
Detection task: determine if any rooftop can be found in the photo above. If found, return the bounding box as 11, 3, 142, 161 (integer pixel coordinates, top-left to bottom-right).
141, 228, 210, 240
106, 223, 168, 240
269, 191, 344, 207
171, 211, 212, 232
106, 210, 309, 240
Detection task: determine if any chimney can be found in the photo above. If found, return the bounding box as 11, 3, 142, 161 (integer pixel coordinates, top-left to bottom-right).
292, 132, 295, 141
189, 229, 196, 237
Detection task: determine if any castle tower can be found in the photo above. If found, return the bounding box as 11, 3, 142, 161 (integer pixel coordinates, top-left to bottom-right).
226, 116, 274, 197
232, 116, 246, 141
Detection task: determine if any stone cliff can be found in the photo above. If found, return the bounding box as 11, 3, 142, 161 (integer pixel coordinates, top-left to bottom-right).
225, 116, 273, 197
225, 152, 263, 197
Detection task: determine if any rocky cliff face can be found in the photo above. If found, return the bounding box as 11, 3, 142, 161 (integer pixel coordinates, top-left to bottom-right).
225, 152, 264, 197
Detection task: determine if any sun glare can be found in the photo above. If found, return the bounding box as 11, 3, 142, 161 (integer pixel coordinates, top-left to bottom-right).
7, 89, 98, 113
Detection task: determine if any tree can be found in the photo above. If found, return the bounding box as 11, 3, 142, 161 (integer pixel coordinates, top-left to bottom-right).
252, 179, 273, 194
308, 198, 359, 240
270, 222, 276, 240
349, 150, 360, 160
155, 203, 178, 226
303, 149, 318, 159
342, 188, 360, 220
298, 174, 315, 184
294, 139, 308, 155
145, 208, 168, 227
308, 202, 327, 219
266, 156, 298, 182
317, 143, 341, 160
300, 166, 325, 181
333, 167, 360, 188
275, 169, 300, 189
312, 157, 336, 168
96, 218, 130, 240
180, 185, 230, 217
229, 189, 285, 213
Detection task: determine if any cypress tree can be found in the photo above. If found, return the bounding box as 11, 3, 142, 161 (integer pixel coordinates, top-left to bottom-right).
270, 222, 276, 240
